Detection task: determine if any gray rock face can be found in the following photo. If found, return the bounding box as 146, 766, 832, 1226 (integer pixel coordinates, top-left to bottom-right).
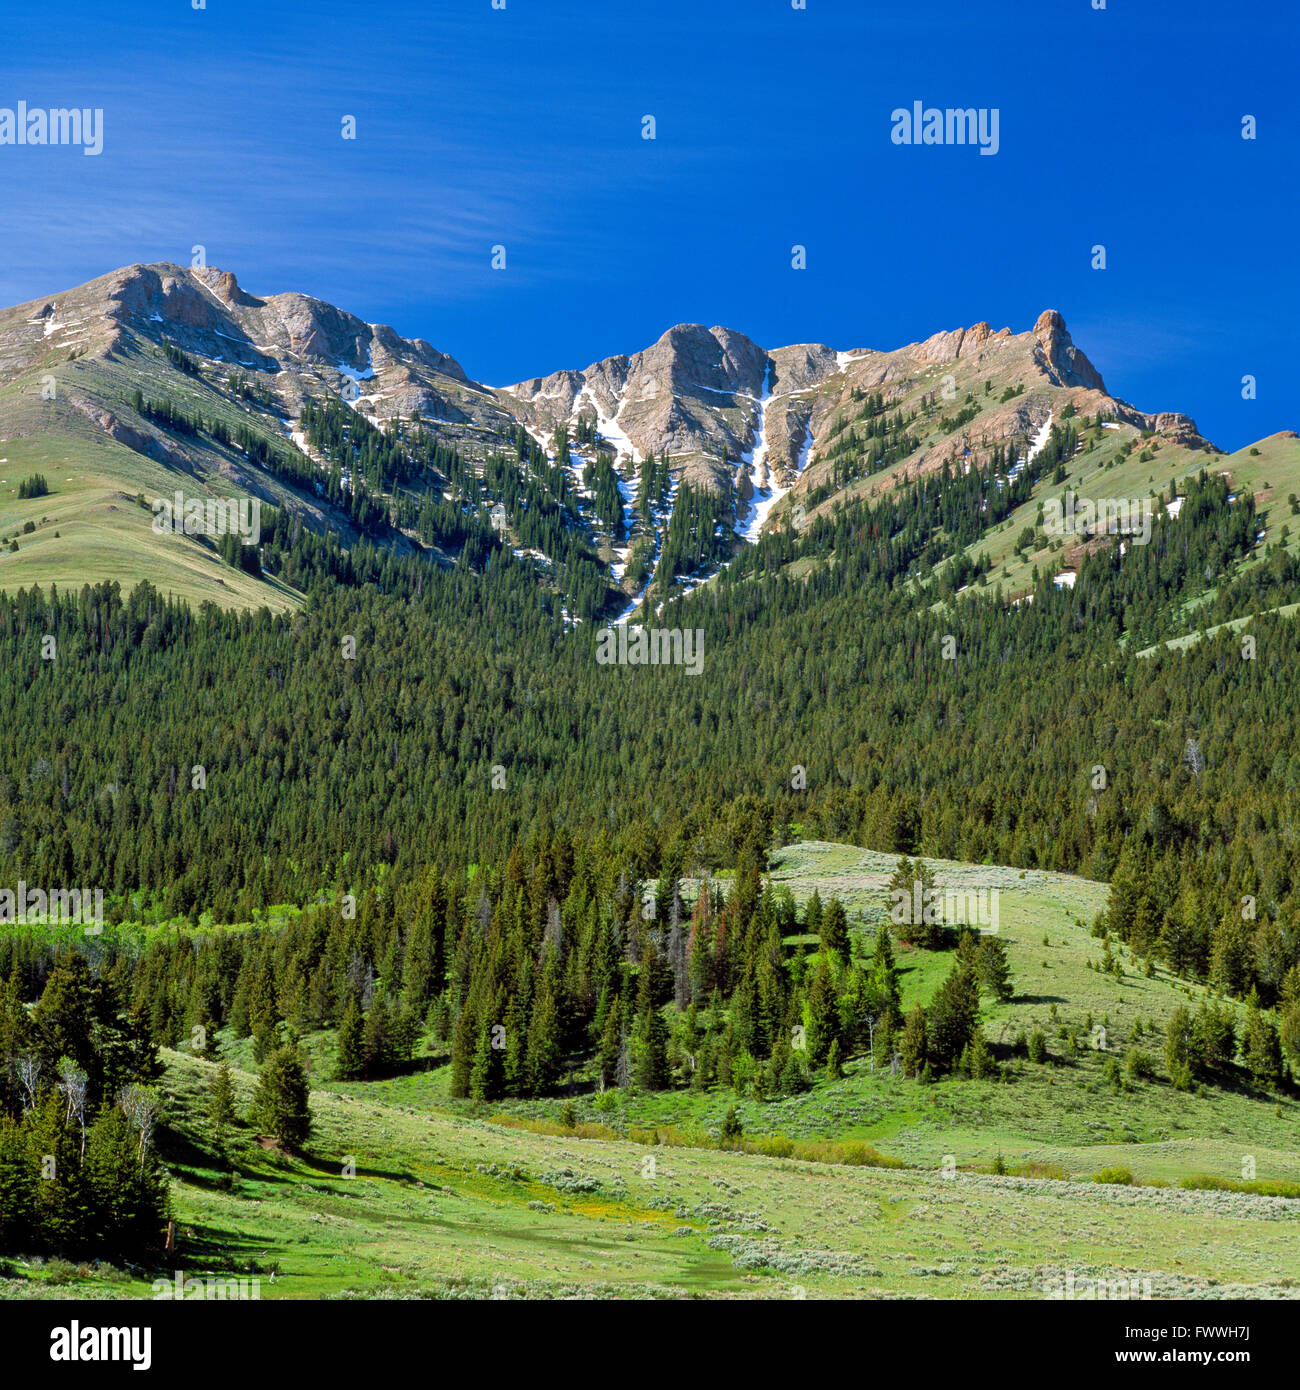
0, 261, 1219, 565
1032, 309, 1107, 393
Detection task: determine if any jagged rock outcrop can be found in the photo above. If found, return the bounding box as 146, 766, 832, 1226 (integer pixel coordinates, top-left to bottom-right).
1032, 309, 1107, 392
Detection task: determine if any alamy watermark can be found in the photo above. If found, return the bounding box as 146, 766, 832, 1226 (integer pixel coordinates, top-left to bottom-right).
0, 882, 103, 933
152, 1271, 261, 1300
49, 1324, 150, 1370
1044, 1270, 1152, 1301
889, 883, 1000, 933
152, 492, 261, 544
1043, 491, 1153, 545
0, 102, 103, 156
596, 624, 704, 676
891, 101, 999, 155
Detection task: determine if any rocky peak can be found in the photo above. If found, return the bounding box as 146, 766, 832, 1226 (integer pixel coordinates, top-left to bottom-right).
637, 323, 767, 398
192, 266, 263, 308
1032, 309, 1106, 392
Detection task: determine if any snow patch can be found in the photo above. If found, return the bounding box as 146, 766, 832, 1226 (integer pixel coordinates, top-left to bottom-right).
591, 384, 641, 465
337, 350, 376, 407
1026, 412, 1054, 465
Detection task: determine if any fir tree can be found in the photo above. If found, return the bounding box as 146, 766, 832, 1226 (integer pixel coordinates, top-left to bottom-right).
926, 961, 980, 1073
820, 897, 850, 961
976, 934, 1014, 1002
335, 996, 366, 1080
1242, 991, 1283, 1088
251, 1046, 312, 1149
207, 1060, 238, 1140
899, 1005, 927, 1078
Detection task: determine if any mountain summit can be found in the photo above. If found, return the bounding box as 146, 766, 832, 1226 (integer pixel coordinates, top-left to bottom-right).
0, 260, 1271, 618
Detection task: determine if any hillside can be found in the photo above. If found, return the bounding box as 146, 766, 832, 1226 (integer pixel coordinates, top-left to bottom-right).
5, 266, 1300, 1314
7, 843, 1297, 1303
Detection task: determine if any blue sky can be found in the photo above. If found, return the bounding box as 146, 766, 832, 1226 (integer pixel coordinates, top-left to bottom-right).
1, 0, 1296, 447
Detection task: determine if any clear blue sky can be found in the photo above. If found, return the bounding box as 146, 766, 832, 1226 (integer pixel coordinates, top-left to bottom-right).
2, 0, 1296, 448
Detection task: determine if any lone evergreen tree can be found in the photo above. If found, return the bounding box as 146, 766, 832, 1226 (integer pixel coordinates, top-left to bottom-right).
977, 934, 1014, 1002
251, 1045, 312, 1150
207, 1060, 238, 1141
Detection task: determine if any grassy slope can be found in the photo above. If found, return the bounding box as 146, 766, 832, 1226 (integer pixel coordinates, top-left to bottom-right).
13, 1041, 1298, 1303
0, 342, 311, 613
11, 842, 1297, 1302
0, 432, 301, 613
452, 844, 1300, 1181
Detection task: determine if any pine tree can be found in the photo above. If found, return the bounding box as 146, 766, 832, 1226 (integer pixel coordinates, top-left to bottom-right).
1191, 999, 1236, 1076
899, 1005, 927, 1078
470, 1002, 506, 1101
207, 1060, 238, 1140
866, 925, 901, 1028
25, 1093, 90, 1252
251, 1046, 312, 1149
86, 1104, 169, 1256
966, 1029, 998, 1079
0, 1117, 33, 1251
1242, 991, 1283, 1088
526, 985, 562, 1095
597, 998, 622, 1090
805, 958, 839, 1066
926, 961, 980, 1073
779, 1048, 808, 1095
976, 934, 1014, 1002
819, 898, 850, 961
803, 890, 823, 936
635, 1005, 670, 1091
448, 1000, 476, 1098
362, 994, 393, 1077
335, 996, 366, 1080
634, 954, 670, 1093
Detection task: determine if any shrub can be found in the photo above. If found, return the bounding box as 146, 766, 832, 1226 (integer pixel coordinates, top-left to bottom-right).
1009, 1160, 1069, 1180
1092, 1165, 1135, 1185
1178, 1174, 1300, 1199
747, 1135, 794, 1158
786, 1139, 902, 1168
1125, 1047, 1155, 1081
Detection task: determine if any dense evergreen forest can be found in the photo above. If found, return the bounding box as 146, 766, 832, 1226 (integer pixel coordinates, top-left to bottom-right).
2, 469, 1297, 919
1, 459, 1299, 1231
0, 955, 169, 1256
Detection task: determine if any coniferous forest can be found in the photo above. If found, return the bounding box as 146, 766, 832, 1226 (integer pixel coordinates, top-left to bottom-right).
6, 0, 1300, 1358
4, 452, 1300, 1274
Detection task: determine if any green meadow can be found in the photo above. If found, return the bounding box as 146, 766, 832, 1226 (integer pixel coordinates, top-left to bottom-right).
7, 843, 1297, 1302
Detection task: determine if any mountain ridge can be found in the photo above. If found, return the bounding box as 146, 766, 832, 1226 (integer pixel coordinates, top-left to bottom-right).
1, 258, 1289, 620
